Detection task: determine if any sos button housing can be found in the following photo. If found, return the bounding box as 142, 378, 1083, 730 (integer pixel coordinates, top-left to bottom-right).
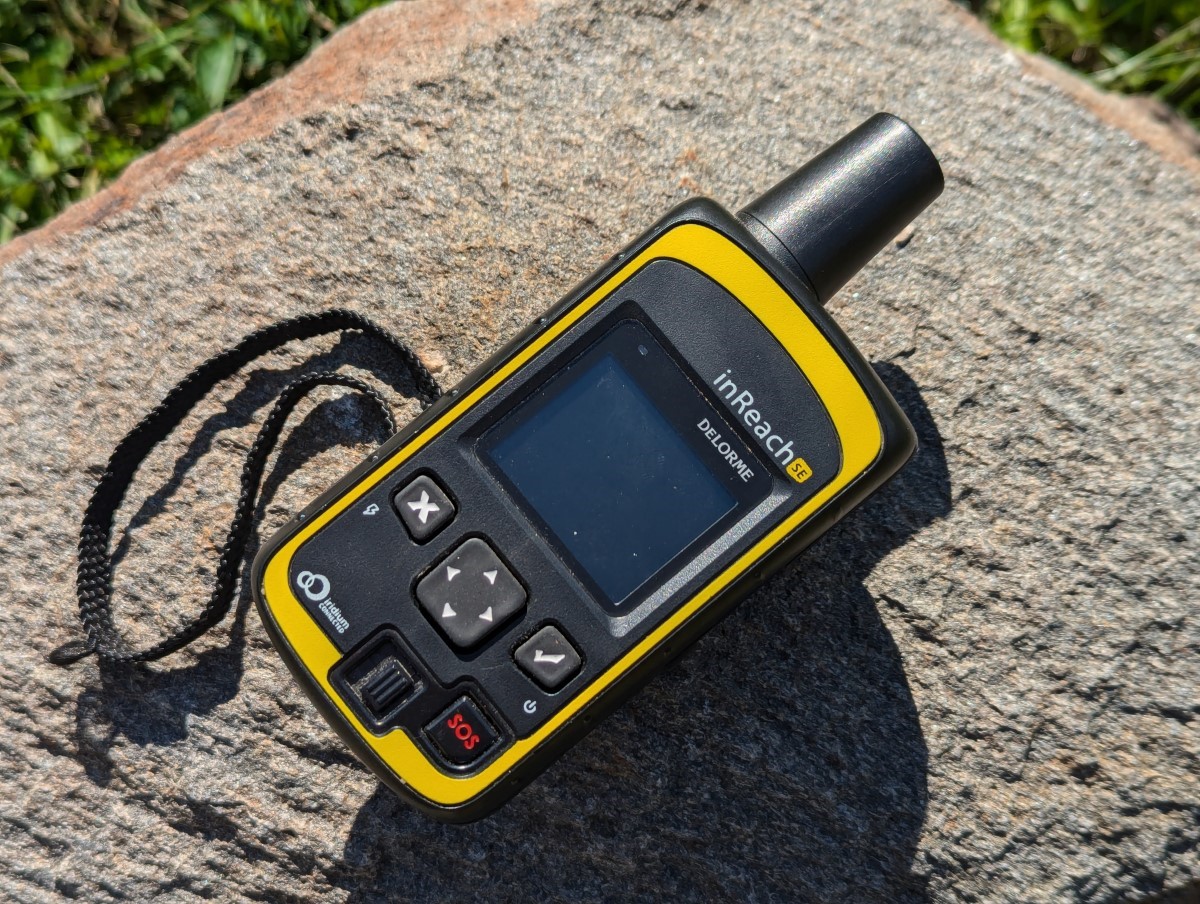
253, 113, 944, 822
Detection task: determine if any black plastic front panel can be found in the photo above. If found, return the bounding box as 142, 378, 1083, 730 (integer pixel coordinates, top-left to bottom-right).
283, 257, 842, 770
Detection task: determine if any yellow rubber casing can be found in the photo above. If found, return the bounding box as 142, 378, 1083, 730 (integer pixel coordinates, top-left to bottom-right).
256, 219, 890, 815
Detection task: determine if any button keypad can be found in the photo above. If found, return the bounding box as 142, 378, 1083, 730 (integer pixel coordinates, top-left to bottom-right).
416, 538, 526, 649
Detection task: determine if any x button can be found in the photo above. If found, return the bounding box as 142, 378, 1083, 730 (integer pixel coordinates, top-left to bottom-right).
392, 475, 455, 542
408, 490, 440, 525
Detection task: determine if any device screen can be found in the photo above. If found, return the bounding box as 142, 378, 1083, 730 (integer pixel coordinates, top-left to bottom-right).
482, 320, 764, 611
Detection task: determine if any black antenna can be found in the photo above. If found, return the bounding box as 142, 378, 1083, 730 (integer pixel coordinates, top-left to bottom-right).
738, 113, 944, 305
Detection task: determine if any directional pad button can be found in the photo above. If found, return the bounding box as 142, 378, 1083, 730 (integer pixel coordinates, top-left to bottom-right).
416, 538, 526, 649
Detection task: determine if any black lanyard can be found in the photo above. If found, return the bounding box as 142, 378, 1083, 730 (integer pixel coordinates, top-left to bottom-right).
50, 310, 442, 666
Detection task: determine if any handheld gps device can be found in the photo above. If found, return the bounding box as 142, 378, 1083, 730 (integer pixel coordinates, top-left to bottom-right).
253, 113, 944, 821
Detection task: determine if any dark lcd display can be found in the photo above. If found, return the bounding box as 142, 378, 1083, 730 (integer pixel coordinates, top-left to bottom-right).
486, 351, 735, 606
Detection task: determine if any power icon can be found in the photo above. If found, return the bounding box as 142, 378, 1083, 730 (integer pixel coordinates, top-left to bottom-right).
522, 699, 537, 715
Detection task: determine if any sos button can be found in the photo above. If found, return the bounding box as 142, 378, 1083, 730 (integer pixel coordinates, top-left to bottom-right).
424, 697, 499, 767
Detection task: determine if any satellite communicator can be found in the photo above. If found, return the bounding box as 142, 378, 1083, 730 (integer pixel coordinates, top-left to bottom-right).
252, 113, 944, 822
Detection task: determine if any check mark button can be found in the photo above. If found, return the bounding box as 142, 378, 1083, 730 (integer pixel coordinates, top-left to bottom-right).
514, 626, 581, 692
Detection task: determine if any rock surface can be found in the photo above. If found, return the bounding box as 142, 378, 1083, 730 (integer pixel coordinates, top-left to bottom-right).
0, 0, 1197, 901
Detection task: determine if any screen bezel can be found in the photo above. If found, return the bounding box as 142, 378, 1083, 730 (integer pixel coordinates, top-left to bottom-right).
476, 315, 772, 615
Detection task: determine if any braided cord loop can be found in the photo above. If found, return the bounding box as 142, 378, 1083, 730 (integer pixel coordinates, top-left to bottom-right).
52, 310, 441, 666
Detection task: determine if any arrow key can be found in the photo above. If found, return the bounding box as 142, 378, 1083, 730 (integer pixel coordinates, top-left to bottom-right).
416, 538, 527, 649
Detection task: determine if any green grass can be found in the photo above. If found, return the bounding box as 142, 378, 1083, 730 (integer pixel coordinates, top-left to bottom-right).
0, 2, 1197, 245
0, 0, 386, 243
969, 0, 1200, 123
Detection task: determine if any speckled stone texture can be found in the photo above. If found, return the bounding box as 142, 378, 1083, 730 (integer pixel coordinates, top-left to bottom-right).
1, 1, 1197, 901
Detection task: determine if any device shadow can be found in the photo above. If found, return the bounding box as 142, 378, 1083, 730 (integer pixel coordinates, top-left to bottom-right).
69, 337, 412, 787
332, 363, 950, 903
